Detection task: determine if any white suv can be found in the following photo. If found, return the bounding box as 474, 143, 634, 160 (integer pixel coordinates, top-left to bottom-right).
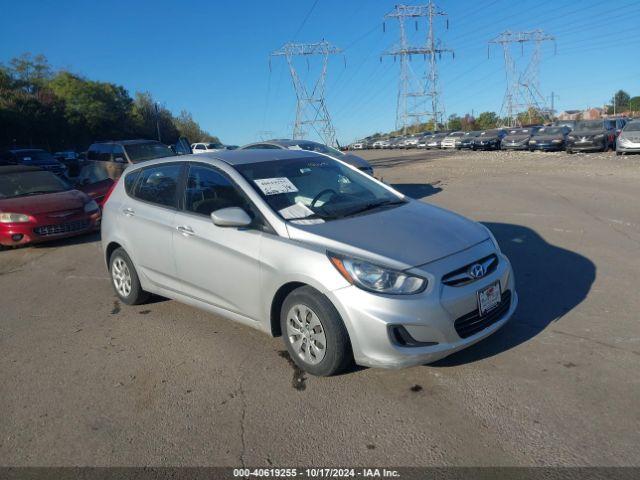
191, 142, 226, 154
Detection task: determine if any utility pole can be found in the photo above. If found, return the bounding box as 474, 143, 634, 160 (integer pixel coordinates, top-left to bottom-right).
382, 2, 453, 134
154, 102, 162, 142
271, 41, 342, 146
489, 30, 555, 127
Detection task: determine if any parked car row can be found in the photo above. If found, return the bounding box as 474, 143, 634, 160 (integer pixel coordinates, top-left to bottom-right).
352, 118, 638, 155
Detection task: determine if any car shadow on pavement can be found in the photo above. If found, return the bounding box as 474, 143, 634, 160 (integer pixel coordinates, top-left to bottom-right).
33, 231, 101, 249
391, 183, 443, 199
432, 222, 596, 367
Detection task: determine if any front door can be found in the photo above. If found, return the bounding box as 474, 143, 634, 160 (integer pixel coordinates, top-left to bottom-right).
172, 163, 263, 319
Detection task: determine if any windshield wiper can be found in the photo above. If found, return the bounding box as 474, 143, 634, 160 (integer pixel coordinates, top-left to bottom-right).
342, 199, 406, 218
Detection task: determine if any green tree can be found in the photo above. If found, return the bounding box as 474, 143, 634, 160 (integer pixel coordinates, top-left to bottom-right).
173, 110, 218, 143
447, 114, 462, 131
628, 96, 640, 114
475, 111, 499, 130
610, 90, 631, 113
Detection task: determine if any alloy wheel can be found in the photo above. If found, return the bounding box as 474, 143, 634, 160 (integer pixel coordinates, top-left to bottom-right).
111, 257, 132, 298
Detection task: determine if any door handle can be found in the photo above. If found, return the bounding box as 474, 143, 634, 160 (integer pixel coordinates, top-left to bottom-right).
176, 225, 195, 237
122, 207, 135, 216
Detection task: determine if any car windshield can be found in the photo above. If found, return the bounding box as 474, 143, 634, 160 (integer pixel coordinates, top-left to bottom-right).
235, 157, 404, 222
536, 127, 564, 135
123, 143, 174, 163
508, 129, 529, 134
575, 121, 603, 131
14, 150, 55, 162
287, 142, 345, 158
623, 122, 640, 132
206, 143, 224, 149
0, 170, 71, 199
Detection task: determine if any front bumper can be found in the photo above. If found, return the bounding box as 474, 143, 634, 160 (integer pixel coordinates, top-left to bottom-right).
0, 212, 101, 247
329, 242, 517, 368
501, 142, 529, 150
530, 141, 564, 151
616, 143, 640, 153
567, 139, 606, 151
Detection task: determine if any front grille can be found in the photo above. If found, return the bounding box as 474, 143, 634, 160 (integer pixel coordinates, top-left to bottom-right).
34, 219, 90, 236
442, 254, 499, 287
454, 290, 512, 339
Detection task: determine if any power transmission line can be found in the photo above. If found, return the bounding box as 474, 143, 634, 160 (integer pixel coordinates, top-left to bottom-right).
489, 30, 555, 126
271, 40, 342, 145
382, 2, 454, 133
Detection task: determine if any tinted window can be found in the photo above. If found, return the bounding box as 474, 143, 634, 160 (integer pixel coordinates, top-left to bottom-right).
87, 147, 100, 161
112, 145, 126, 161
184, 165, 249, 216
245, 144, 281, 150
124, 142, 173, 163
134, 164, 182, 207
194, 144, 206, 150
124, 170, 140, 195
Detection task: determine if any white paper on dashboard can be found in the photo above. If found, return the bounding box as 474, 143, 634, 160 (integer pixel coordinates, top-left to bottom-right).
253, 177, 299, 195
279, 202, 325, 225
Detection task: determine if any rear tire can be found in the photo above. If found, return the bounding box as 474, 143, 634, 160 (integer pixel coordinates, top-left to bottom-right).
280, 286, 352, 376
109, 247, 150, 305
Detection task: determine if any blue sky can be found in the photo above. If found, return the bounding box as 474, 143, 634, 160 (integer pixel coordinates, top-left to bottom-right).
1, 0, 639, 145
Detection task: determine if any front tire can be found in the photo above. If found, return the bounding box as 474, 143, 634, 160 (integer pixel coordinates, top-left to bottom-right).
109, 247, 150, 305
280, 286, 352, 376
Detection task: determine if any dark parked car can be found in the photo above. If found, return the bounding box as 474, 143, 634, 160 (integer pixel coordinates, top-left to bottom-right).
240, 139, 374, 176
0, 166, 100, 248
54, 150, 84, 177
74, 162, 116, 208
528, 126, 572, 151
0, 149, 67, 176
85, 139, 175, 180
501, 127, 541, 151
565, 120, 616, 153
472, 129, 507, 151
459, 131, 481, 149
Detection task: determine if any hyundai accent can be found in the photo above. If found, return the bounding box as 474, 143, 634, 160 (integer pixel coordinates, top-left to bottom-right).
101, 150, 517, 376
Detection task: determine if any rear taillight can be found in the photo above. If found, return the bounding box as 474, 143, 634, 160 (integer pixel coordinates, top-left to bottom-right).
102, 180, 117, 206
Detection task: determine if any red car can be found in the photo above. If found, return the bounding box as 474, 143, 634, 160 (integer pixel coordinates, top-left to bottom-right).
0, 165, 101, 248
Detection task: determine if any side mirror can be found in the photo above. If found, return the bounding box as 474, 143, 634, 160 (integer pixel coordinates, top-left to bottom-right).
210, 207, 252, 228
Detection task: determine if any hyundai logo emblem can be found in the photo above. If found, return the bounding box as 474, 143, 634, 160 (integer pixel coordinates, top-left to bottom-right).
469, 264, 485, 279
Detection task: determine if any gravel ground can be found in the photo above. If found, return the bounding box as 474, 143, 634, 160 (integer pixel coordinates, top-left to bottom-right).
0, 148, 639, 467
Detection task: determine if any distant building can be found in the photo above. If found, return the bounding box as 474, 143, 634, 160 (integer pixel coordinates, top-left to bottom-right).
558, 110, 581, 120
582, 108, 604, 120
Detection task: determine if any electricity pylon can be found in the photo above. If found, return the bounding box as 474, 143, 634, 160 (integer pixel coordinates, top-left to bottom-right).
382, 2, 453, 134
489, 30, 556, 127
271, 41, 341, 146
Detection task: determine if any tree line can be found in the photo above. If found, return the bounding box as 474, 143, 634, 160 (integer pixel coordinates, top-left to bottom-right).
0, 53, 219, 152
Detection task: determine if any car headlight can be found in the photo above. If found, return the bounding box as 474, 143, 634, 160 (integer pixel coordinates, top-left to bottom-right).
328, 252, 427, 295
552, 139, 562, 143
0, 213, 31, 223
567, 135, 575, 141
529, 140, 536, 144
593, 134, 604, 140
483, 226, 502, 254
618, 137, 630, 145
84, 200, 99, 213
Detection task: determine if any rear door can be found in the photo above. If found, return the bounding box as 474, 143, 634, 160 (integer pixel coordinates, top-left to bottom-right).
172, 162, 264, 319
119, 162, 185, 291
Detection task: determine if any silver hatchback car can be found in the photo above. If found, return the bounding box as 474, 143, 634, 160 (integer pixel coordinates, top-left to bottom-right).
101, 150, 517, 376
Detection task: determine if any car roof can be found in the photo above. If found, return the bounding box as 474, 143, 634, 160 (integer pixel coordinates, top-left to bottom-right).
9, 148, 47, 153
206, 148, 320, 166
92, 139, 162, 146
0, 165, 44, 174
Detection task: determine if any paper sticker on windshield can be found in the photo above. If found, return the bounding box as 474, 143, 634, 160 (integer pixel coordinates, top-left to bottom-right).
254, 177, 298, 195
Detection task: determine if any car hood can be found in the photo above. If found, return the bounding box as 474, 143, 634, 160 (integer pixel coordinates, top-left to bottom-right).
504, 134, 530, 142
476, 136, 498, 142
286, 200, 489, 269
0, 189, 89, 215
571, 130, 605, 136
620, 132, 640, 142
340, 153, 371, 170
534, 135, 563, 142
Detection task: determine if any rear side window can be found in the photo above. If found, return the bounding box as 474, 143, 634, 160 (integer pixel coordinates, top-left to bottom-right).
86, 146, 100, 161
133, 164, 182, 208
124, 170, 140, 195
